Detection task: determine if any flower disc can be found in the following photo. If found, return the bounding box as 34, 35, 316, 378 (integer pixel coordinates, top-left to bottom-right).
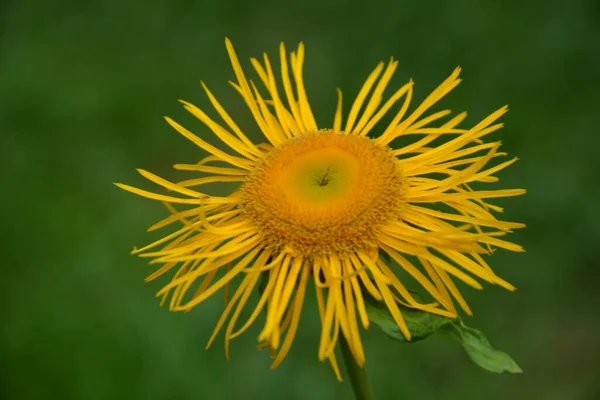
241, 130, 404, 256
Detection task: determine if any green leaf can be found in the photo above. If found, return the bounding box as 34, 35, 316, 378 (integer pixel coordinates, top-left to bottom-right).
441, 320, 523, 373
365, 296, 453, 343
364, 295, 522, 374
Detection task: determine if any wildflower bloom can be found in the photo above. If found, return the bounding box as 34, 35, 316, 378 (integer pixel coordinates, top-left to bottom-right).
117, 39, 525, 379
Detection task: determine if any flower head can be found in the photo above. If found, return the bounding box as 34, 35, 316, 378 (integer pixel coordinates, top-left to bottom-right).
117, 39, 525, 379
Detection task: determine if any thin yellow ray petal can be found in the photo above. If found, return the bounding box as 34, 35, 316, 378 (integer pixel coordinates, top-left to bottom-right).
135, 169, 206, 197
376, 80, 414, 143
291, 43, 318, 131
342, 260, 365, 365
376, 259, 452, 316
392, 111, 468, 157
402, 122, 505, 168
379, 223, 483, 253
380, 67, 462, 144
380, 245, 453, 310
270, 266, 310, 369
164, 116, 253, 170
230, 255, 283, 339
324, 307, 342, 359
263, 52, 301, 135
403, 109, 453, 132
153, 235, 260, 264
145, 261, 179, 283
197, 206, 251, 235
249, 80, 288, 146
199, 81, 261, 154
223, 262, 232, 307
176, 246, 262, 310
273, 257, 303, 331
176, 175, 246, 188
114, 183, 238, 205
145, 232, 251, 265
148, 205, 237, 232
461, 183, 505, 213
273, 306, 295, 352
393, 134, 444, 159
143, 228, 254, 260
404, 152, 507, 178
170, 258, 209, 309
259, 254, 293, 344
356, 251, 391, 284
314, 276, 326, 323
328, 353, 343, 382
244, 250, 287, 273
403, 128, 467, 135
420, 258, 456, 314
251, 55, 296, 137
432, 265, 473, 315
250, 56, 269, 87
349, 273, 370, 328
408, 205, 524, 230
333, 88, 343, 132
352, 59, 398, 135
223, 251, 272, 357
179, 100, 261, 160
420, 251, 483, 290
345, 61, 385, 134
465, 157, 520, 184
376, 232, 483, 289
318, 280, 338, 359
380, 214, 463, 239
165, 244, 220, 309
174, 153, 248, 172
279, 43, 306, 132
205, 271, 255, 350
412, 143, 503, 194
436, 249, 500, 284
361, 80, 413, 137
314, 279, 346, 381
407, 189, 526, 203
374, 231, 431, 256
349, 253, 383, 301
141, 232, 230, 263
478, 236, 525, 252
312, 256, 329, 288
373, 274, 411, 340
275, 104, 304, 137
442, 250, 515, 290
224, 38, 273, 140
133, 225, 191, 255
410, 139, 501, 167
452, 202, 497, 252
329, 258, 352, 349
173, 163, 249, 176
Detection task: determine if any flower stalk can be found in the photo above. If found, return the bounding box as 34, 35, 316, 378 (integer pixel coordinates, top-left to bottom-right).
340, 336, 376, 400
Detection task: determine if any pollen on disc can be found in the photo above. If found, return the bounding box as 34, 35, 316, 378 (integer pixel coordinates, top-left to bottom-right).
241, 130, 405, 256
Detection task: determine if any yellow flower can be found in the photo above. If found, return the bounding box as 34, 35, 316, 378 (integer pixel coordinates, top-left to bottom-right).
116, 38, 525, 380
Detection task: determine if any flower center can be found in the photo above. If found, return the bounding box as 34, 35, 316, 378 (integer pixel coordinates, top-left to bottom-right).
283, 146, 358, 205
241, 130, 405, 256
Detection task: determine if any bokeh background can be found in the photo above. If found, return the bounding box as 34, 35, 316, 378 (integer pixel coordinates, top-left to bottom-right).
2, 0, 599, 399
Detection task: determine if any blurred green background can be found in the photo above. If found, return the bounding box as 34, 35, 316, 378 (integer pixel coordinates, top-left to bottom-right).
2, 0, 599, 399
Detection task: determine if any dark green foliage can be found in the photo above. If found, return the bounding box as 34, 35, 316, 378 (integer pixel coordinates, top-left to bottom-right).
365, 296, 522, 373
2, 0, 599, 399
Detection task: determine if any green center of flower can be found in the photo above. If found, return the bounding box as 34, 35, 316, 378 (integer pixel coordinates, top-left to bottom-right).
289, 155, 354, 203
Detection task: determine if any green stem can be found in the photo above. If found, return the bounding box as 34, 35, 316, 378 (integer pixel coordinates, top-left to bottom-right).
340, 336, 376, 400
